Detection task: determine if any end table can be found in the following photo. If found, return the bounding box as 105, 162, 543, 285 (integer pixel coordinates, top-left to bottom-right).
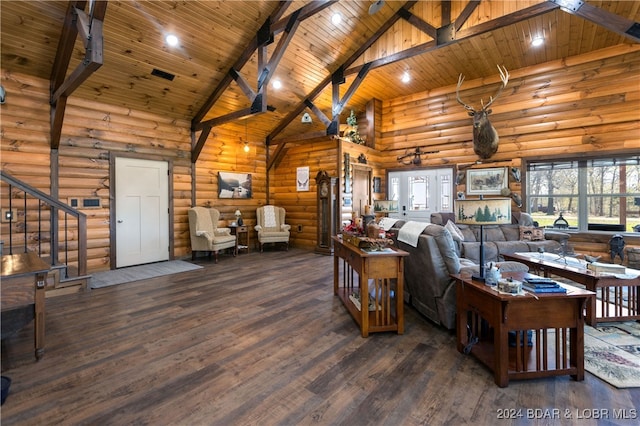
230, 225, 250, 254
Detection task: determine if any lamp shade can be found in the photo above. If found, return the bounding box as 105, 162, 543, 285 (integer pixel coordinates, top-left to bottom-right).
456, 198, 511, 225
234, 209, 242, 217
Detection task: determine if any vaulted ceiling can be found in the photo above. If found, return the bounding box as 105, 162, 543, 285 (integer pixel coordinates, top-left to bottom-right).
1, 1, 639, 159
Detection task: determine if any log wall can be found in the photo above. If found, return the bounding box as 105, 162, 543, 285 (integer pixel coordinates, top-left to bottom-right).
193, 123, 267, 244
1, 71, 193, 272
2, 44, 639, 271
377, 44, 640, 261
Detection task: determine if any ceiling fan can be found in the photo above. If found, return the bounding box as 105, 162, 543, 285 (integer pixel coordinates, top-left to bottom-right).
368, 0, 384, 15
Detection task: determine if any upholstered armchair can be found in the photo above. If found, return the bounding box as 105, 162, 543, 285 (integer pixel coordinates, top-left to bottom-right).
188, 207, 237, 262
255, 205, 291, 252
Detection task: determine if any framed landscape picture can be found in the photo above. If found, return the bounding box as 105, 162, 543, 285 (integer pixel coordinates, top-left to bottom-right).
218, 172, 252, 199
466, 167, 508, 195
373, 200, 399, 213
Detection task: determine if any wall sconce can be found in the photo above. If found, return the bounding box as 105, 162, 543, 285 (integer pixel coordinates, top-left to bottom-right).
243, 141, 250, 153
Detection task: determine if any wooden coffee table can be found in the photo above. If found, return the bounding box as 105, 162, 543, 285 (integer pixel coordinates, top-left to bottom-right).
452, 271, 594, 387
502, 252, 640, 326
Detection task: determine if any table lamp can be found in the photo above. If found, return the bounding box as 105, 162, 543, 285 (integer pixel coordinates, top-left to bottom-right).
234, 209, 243, 226
456, 197, 512, 282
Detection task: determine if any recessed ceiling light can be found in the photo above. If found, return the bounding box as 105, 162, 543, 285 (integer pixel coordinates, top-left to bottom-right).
531, 36, 544, 47
401, 71, 411, 83
165, 34, 179, 47
272, 80, 282, 89
331, 13, 342, 25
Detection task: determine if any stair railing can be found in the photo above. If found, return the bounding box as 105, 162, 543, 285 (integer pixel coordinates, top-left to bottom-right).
0, 171, 87, 280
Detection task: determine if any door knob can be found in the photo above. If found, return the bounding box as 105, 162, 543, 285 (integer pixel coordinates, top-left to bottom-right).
117, 219, 123, 223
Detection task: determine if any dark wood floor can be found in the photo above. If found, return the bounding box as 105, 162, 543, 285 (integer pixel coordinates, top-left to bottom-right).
1, 248, 638, 425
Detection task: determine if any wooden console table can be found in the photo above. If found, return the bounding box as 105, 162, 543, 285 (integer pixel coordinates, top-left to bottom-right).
453, 271, 594, 387
332, 236, 408, 337
503, 252, 640, 326
1, 252, 49, 360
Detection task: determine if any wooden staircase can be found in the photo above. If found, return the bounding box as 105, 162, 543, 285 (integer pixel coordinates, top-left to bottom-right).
1, 171, 90, 296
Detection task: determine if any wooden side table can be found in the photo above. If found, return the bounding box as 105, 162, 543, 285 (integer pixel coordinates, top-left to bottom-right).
332, 236, 408, 337
1, 252, 49, 360
452, 271, 594, 387
230, 225, 250, 254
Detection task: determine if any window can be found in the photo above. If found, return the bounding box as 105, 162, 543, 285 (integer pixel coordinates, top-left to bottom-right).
526, 155, 640, 232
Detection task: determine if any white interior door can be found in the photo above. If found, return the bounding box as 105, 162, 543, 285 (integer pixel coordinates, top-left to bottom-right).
388, 168, 453, 222
115, 157, 169, 268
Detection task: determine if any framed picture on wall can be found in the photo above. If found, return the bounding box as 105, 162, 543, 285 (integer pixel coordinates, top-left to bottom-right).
218, 172, 252, 199
373, 200, 398, 213
373, 176, 381, 193
296, 166, 310, 191
466, 167, 508, 195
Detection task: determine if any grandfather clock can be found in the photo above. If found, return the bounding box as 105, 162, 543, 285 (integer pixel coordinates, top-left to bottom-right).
315, 170, 337, 255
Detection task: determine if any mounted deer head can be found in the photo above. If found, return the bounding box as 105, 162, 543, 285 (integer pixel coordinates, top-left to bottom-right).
456, 65, 509, 159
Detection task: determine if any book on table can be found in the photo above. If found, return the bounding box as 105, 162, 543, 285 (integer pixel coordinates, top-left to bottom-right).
524, 277, 557, 286
523, 276, 566, 293
522, 284, 567, 293
586, 262, 626, 274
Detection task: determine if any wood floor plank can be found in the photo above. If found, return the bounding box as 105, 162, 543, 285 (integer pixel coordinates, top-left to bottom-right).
2, 248, 639, 425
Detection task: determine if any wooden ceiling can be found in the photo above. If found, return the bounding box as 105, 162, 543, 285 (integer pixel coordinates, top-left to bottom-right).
1, 1, 639, 154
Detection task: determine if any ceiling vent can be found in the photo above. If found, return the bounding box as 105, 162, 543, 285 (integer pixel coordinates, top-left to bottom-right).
151, 68, 175, 81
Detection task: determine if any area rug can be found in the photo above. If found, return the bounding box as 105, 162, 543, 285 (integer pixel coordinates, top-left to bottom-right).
583, 322, 640, 388
90, 260, 202, 289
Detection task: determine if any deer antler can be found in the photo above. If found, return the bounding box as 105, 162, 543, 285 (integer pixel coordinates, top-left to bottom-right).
456, 74, 475, 113
482, 65, 509, 110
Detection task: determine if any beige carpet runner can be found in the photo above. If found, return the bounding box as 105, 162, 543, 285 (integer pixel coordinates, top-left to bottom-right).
583, 322, 640, 388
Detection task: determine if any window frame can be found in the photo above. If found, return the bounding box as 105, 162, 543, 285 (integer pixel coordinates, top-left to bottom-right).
523, 154, 640, 232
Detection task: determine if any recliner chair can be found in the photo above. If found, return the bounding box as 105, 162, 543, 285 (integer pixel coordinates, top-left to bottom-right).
188, 207, 237, 262
255, 205, 290, 252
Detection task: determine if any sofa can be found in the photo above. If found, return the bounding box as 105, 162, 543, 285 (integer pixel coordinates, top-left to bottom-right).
430, 212, 571, 264
387, 212, 570, 330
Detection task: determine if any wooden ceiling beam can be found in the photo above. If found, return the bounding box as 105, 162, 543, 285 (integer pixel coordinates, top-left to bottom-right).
50, 1, 86, 90
267, 74, 333, 145
333, 63, 372, 119
305, 100, 332, 128
441, 1, 452, 27
455, 0, 481, 30
268, 1, 564, 171
343, 1, 560, 77
259, 9, 302, 91
229, 68, 257, 105
398, 8, 437, 39
267, 1, 418, 146
50, 1, 107, 150
191, 1, 335, 127
191, 1, 335, 162
548, 0, 640, 42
